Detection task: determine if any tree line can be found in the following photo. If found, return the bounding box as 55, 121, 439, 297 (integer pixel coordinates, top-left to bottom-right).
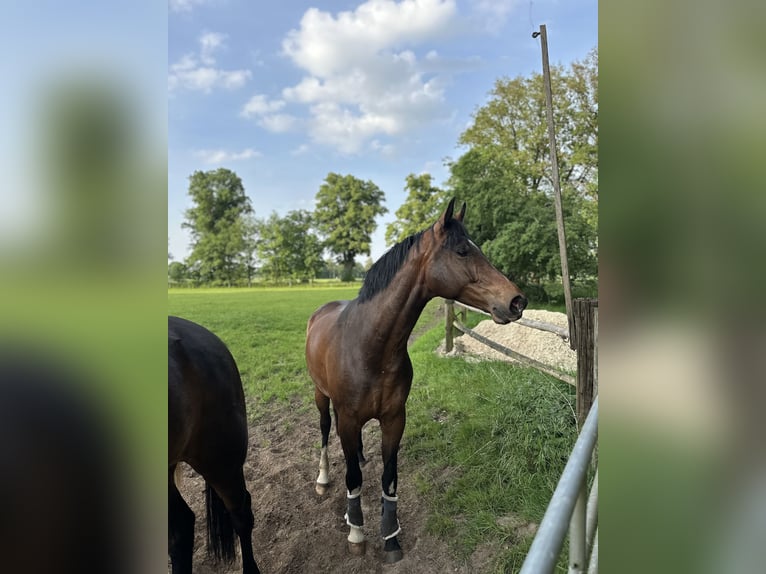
169, 49, 598, 301
168, 170, 384, 285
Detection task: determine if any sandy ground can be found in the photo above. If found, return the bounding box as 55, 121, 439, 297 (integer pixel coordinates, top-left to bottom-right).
440, 310, 576, 373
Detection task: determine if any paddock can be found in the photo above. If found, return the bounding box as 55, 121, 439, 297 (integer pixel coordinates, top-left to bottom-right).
169, 288, 580, 572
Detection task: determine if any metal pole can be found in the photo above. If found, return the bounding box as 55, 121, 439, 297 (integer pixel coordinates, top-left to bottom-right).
536, 24, 574, 346
587, 529, 598, 574
519, 397, 599, 574
568, 482, 587, 573
586, 471, 599, 555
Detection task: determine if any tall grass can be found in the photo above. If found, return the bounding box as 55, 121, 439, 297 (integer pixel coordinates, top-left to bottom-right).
405, 326, 577, 572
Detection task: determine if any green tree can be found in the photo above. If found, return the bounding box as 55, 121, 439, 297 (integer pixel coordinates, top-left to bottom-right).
385, 173, 447, 245
182, 168, 253, 286
239, 214, 260, 287
449, 49, 598, 297
320, 258, 342, 279
256, 210, 323, 284
314, 173, 387, 282
168, 261, 188, 285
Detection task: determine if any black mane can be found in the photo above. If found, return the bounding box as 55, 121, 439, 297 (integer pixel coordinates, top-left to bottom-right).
358, 231, 424, 303
357, 220, 468, 303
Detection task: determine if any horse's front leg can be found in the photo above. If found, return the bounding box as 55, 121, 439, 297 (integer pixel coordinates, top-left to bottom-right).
380, 410, 406, 563
315, 388, 332, 495
338, 415, 366, 554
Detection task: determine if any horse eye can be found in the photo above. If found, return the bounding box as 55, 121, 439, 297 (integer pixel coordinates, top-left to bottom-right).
455, 246, 469, 257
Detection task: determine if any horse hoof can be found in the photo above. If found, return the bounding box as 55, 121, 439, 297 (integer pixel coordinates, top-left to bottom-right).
348, 540, 367, 556
384, 549, 404, 564
315, 482, 329, 495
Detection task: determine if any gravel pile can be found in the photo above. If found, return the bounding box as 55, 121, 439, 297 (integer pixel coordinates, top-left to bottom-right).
438, 309, 576, 373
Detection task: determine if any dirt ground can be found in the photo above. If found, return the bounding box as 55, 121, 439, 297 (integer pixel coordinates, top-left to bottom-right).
175, 404, 496, 574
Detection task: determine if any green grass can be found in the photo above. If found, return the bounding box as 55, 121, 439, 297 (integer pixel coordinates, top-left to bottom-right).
404, 326, 578, 572
168, 287, 580, 572
168, 286, 359, 416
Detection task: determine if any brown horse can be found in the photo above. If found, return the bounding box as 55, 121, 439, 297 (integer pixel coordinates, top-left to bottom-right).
305, 199, 527, 563
168, 316, 260, 574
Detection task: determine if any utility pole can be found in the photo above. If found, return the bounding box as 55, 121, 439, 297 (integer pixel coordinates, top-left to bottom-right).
534, 24, 575, 347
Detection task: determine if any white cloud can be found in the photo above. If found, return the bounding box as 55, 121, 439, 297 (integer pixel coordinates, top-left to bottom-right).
241, 94, 297, 133
468, 0, 520, 34
169, 32, 250, 94
279, 0, 460, 153
290, 144, 310, 156
169, 0, 214, 13
283, 0, 457, 77
258, 114, 298, 133
371, 139, 396, 156
199, 32, 227, 65
193, 148, 261, 164
241, 94, 286, 117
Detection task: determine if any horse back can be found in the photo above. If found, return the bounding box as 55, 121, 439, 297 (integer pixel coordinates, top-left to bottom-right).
168, 316, 248, 469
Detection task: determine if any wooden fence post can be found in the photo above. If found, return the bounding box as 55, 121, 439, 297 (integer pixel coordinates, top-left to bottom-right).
573, 298, 597, 428
570, 298, 597, 574
445, 299, 455, 352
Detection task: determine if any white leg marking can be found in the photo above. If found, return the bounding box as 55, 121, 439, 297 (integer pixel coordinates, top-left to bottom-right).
348, 525, 365, 544
317, 447, 329, 485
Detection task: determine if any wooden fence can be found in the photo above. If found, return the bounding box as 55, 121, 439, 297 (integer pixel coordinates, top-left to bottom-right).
444, 298, 597, 425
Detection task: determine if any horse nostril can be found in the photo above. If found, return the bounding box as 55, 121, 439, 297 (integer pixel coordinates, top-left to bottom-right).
511, 295, 528, 314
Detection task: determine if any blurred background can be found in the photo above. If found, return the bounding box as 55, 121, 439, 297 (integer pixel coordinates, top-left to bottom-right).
601, 0, 766, 572
1, 0, 764, 572
0, 2, 166, 573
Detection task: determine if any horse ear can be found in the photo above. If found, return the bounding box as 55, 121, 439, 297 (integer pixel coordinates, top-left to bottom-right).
439, 198, 456, 227
455, 202, 466, 222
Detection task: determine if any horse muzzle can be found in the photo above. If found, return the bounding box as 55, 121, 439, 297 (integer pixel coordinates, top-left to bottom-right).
491, 295, 528, 324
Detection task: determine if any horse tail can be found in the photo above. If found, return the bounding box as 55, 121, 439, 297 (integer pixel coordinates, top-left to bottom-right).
205, 482, 237, 563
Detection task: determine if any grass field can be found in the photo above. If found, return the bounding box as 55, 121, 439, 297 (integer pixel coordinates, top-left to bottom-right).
168, 287, 578, 572
168, 286, 360, 414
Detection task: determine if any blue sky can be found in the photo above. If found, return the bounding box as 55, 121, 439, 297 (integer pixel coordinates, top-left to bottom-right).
168, 0, 597, 262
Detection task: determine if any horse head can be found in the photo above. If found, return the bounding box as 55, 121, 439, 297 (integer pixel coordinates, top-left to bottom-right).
424, 198, 527, 324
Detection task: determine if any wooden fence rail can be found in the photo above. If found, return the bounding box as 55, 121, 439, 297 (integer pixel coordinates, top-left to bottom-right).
451, 301, 570, 340
444, 299, 575, 386
451, 319, 575, 386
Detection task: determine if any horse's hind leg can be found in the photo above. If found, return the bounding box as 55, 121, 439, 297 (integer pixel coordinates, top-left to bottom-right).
337, 413, 366, 555
169, 466, 195, 574
315, 387, 331, 495
206, 468, 260, 574
357, 428, 367, 467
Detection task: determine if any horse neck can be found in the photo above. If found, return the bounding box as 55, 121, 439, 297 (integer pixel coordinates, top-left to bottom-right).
359, 259, 430, 356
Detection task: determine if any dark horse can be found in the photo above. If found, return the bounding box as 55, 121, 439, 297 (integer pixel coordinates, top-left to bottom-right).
168, 316, 260, 574
305, 199, 527, 563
